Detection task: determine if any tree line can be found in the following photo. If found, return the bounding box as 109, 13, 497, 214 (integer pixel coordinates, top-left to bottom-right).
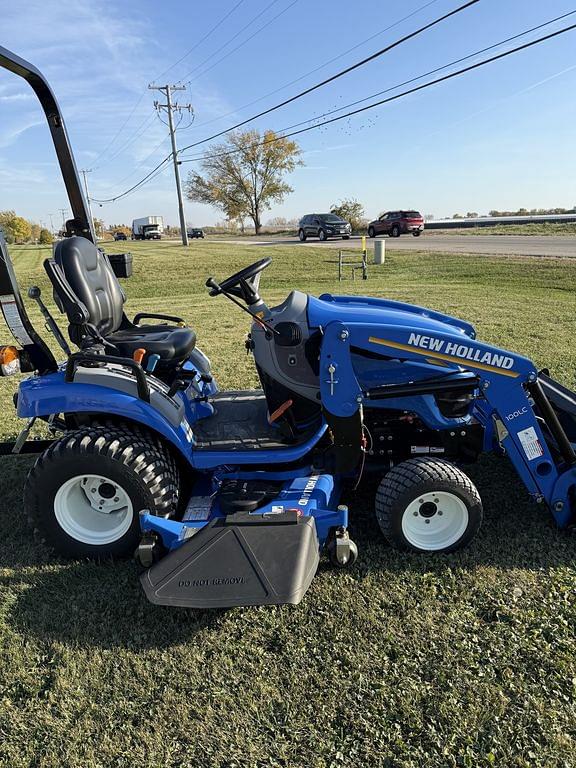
0, 210, 54, 244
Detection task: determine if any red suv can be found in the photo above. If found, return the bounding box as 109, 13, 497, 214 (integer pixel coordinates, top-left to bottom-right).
368, 210, 424, 238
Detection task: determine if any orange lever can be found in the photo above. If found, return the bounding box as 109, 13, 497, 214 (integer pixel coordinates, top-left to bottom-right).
268, 399, 293, 424
133, 348, 146, 365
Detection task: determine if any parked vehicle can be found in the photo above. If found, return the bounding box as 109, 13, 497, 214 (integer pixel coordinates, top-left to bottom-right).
187, 228, 205, 239
298, 214, 351, 242
113, 231, 127, 241
368, 211, 424, 238
131, 216, 164, 240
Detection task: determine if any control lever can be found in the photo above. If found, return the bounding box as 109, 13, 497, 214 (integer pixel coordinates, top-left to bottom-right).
167, 379, 188, 398
28, 286, 72, 356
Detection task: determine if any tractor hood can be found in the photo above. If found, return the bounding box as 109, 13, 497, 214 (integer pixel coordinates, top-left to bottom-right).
307, 293, 476, 339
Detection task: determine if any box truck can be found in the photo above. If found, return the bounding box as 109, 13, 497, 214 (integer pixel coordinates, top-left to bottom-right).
131, 216, 164, 240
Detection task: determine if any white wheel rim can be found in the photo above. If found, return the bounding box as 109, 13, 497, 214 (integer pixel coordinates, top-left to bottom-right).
401, 490, 469, 551
54, 474, 134, 546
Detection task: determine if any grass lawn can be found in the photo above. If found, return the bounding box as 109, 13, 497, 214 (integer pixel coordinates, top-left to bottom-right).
1, 240, 576, 768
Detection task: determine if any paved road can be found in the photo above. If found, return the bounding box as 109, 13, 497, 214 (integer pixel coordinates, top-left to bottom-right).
216, 234, 576, 257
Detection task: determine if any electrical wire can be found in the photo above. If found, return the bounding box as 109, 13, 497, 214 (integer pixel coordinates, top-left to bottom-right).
190, 0, 442, 131
177, 0, 481, 154
181, 0, 300, 84
176, 0, 286, 83
90, 0, 247, 168
155, 0, 247, 81
91, 0, 465, 197
94, 0, 442, 186
246, 9, 576, 140
92, 156, 173, 203
92, 16, 576, 202
178, 21, 576, 164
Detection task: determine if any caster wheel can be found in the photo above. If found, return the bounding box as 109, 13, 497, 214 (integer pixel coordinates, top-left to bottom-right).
327, 529, 358, 568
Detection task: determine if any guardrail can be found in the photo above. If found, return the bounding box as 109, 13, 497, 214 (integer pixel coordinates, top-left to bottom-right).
424, 214, 576, 229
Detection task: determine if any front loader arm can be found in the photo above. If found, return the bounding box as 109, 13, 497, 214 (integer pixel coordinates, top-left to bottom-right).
320, 320, 576, 526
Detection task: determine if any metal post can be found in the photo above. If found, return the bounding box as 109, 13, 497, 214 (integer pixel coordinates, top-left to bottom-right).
338, 250, 342, 281
362, 248, 367, 280
81, 169, 95, 235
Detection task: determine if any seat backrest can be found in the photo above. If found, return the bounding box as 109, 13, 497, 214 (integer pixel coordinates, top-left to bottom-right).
54, 236, 125, 336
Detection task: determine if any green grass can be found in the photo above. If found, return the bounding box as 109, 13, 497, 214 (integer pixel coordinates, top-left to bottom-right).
1, 241, 576, 767
429, 223, 576, 237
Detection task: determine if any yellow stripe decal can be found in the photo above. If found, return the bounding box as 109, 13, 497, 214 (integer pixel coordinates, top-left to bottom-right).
368, 336, 520, 378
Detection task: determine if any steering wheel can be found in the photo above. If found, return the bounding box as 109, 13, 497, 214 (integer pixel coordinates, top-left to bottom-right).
206, 258, 271, 306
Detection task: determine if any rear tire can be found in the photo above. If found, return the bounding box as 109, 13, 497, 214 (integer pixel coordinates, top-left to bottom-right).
368, 226, 375, 238
25, 426, 179, 560
413, 231, 421, 237
391, 225, 400, 238
298, 229, 307, 242
375, 458, 482, 553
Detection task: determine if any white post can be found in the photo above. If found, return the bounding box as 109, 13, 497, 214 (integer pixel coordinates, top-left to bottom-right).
374, 239, 385, 264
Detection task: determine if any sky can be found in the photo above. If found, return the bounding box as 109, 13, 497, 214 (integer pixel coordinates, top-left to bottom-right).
0, 0, 575, 229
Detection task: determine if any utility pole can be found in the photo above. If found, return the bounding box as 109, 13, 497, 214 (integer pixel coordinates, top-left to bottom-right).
59, 208, 68, 232
48, 213, 55, 234
81, 169, 95, 234
148, 83, 192, 247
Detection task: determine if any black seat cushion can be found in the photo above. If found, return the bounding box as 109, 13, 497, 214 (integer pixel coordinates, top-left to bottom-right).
107, 324, 196, 363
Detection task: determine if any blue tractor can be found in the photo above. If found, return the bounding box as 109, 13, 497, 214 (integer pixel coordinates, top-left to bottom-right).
1, 46, 576, 608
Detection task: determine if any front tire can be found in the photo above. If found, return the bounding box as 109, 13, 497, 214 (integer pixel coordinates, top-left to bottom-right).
25, 426, 179, 560
318, 229, 327, 241
375, 458, 482, 553
368, 226, 375, 238
298, 229, 307, 242
390, 225, 400, 238
413, 230, 422, 237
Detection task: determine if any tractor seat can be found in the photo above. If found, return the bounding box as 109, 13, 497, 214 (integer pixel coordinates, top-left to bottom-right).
46, 236, 196, 368
106, 324, 197, 362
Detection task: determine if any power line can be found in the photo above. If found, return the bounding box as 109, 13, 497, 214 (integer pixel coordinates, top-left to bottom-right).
95, 0, 440, 188
90, 0, 247, 169
252, 9, 576, 140
181, 0, 300, 85
156, 0, 247, 81
178, 0, 480, 154
178, 21, 576, 164
92, 156, 172, 203
175, 0, 286, 83
92, 16, 576, 203
190, 0, 442, 132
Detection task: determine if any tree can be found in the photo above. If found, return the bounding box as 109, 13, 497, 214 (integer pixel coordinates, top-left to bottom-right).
0, 210, 32, 243
108, 223, 131, 237
186, 129, 302, 235
93, 218, 105, 238
330, 199, 366, 232
39, 228, 53, 245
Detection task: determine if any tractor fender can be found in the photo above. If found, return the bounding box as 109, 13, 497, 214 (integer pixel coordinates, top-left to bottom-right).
16, 372, 195, 465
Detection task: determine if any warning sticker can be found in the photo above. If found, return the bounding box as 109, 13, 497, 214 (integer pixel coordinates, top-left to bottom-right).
517, 427, 544, 461
0, 294, 33, 346
183, 495, 213, 521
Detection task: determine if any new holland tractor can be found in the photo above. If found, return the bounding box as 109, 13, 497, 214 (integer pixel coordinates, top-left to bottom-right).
1, 45, 575, 608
